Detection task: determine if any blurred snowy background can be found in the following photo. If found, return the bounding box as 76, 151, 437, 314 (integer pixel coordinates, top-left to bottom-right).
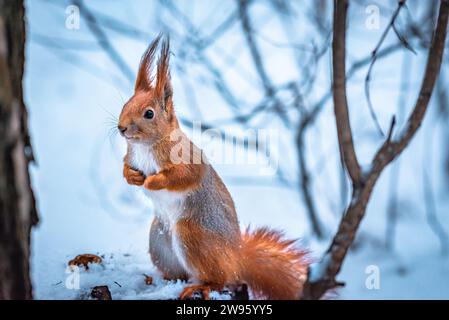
26, 0, 449, 299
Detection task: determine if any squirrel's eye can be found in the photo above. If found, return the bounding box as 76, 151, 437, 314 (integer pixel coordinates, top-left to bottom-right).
143, 109, 154, 120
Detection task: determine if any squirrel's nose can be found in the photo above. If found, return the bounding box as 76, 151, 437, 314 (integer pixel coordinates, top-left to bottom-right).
118, 125, 127, 135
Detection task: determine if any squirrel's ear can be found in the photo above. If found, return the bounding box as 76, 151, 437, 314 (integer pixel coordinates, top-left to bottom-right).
134, 34, 161, 93
155, 37, 173, 114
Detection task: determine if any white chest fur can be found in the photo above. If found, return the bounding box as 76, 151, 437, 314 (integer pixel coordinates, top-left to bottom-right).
129, 143, 159, 176
128, 143, 186, 226
127, 142, 192, 275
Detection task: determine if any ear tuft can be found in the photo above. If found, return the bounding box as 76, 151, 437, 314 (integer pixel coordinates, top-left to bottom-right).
155, 36, 173, 112
134, 33, 162, 92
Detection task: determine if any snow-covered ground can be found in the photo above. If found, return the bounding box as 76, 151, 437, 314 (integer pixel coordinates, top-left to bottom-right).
26, 0, 449, 299
38, 251, 232, 300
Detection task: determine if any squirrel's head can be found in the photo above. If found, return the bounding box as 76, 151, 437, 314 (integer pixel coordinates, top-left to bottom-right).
118, 35, 178, 145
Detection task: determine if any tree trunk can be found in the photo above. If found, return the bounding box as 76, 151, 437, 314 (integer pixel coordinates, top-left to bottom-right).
0, 0, 38, 300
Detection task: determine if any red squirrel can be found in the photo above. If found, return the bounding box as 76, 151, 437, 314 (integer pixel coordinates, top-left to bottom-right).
118, 35, 309, 300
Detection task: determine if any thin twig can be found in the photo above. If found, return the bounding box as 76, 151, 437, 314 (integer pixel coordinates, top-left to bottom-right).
72, 0, 134, 82
302, 0, 449, 300
364, 0, 412, 137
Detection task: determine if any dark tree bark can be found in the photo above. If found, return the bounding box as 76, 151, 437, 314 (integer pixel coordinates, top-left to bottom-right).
0, 0, 38, 299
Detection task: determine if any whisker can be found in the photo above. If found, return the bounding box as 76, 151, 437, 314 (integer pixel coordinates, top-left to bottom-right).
108, 127, 118, 142
107, 125, 122, 150
103, 120, 118, 127
98, 104, 120, 122
107, 123, 119, 134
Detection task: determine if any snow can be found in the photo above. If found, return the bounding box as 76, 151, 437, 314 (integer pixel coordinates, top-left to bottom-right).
339, 240, 449, 299
37, 250, 231, 300
25, 0, 449, 300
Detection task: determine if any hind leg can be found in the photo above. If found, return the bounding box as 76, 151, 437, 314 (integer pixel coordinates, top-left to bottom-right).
149, 216, 188, 281
179, 284, 224, 300
174, 218, 240, 299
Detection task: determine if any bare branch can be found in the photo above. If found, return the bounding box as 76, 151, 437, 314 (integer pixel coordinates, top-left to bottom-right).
385, 50, 412, 249
364, 0, 410, 137
237, 0, 291, 126
73, 0, 134, 82
331, 0, 362, 185
302, 0, 449, 300
296, 126, 325, 239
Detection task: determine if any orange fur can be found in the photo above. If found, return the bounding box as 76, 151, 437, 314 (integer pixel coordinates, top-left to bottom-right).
144, 164, 206, 191
154, 38, 172, 108
179, 284, 224, 300
118, 38, 177, 147
240, 227, 309, 299
176, 219, 309, 300
175, 218, 241, 286
123, 162, 145, 186
135, 34, 161, 92
119, 36, 310, 300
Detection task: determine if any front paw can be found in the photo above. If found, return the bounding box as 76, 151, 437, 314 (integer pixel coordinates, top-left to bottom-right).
124, 165, 145, 186
144, 174, 166, 190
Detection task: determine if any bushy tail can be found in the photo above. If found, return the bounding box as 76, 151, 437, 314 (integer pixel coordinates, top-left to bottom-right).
239, 227, 309, 300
